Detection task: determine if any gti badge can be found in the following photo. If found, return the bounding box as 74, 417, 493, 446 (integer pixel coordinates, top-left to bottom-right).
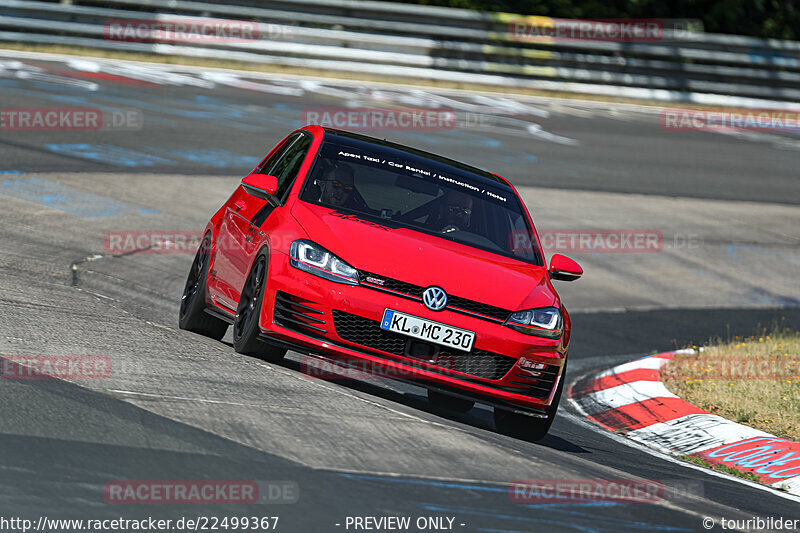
423, 286, 447, 311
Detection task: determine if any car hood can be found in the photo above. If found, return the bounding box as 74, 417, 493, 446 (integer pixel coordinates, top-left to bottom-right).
291, 201, 556, 311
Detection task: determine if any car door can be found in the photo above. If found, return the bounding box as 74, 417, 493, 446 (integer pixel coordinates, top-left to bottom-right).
242, 130, 314, 268
211, 132, 313, 312
210, 134, 299, 312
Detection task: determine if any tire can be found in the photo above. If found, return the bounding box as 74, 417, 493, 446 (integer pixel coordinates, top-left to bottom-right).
179, 234, 228, 341
232, 252, 286, 362
427, 390, 475, 413
494, 359, 567, 441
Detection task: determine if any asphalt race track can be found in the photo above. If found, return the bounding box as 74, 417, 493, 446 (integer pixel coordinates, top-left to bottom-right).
1, 52, 799, 532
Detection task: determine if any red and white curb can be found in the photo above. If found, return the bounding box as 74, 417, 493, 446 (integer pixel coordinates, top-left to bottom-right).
569, 351, 800, 496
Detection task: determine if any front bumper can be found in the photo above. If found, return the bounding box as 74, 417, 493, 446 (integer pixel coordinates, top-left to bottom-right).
258, 251, 567, 412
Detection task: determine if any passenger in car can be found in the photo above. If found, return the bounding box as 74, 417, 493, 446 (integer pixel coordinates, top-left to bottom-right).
434, 189, 473, 232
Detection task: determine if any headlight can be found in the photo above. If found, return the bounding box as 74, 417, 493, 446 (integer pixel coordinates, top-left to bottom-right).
290, 240, 359, 285
505, 307, 562, 338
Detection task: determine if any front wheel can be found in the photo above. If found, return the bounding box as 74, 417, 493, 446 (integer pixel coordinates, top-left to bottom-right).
178, 234, 228, 340
494, 360, 566, 441
232, 253, 286, 362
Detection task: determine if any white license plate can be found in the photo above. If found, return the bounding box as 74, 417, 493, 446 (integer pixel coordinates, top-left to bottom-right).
380, 309, 475, 351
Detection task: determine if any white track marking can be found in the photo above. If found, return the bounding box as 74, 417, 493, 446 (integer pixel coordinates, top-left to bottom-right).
577, 380, 678, 415
563, 407, 800, 504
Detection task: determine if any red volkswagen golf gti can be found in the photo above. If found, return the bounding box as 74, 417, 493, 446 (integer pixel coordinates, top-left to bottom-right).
179, 125, 582, 440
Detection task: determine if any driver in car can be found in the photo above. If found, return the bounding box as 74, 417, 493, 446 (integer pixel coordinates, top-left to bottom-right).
436, 189, 473, 233
320, 163, 356, 207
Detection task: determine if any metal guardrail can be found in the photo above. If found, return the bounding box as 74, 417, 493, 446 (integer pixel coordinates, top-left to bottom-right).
2, 0, 800, 103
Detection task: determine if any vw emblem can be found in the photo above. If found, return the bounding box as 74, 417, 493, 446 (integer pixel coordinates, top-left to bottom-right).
422, 286, 448, 311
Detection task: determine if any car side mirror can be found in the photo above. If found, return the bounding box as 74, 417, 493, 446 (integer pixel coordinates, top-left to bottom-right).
242, 173, 279, 201
549, 254, 582, 282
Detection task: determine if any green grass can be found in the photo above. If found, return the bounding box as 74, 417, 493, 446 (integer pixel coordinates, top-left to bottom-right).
680, 455, 762, 483
662, 327, 800, 441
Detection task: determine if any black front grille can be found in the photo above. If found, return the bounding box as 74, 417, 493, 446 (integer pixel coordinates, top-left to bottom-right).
360, 271, 423, 298
501, 366, 560, 399
331, 310, 408, 355
331, 310, 515, 381
446, 295, 511, 322
273, 292, 327, 336
358, 270, 511, 322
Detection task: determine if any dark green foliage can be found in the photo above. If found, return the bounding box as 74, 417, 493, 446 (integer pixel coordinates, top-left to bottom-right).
391, 0, 799, 40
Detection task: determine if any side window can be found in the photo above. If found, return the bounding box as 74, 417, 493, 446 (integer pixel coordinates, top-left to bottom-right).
270, 133, 313, 202
253, 133, 299, 175
249, 132, 312, 227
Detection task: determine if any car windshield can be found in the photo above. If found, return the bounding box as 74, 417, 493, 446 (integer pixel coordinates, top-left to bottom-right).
300, 135, 542, 265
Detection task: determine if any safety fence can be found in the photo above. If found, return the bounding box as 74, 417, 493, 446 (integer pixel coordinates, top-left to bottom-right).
2, 0, 800, 103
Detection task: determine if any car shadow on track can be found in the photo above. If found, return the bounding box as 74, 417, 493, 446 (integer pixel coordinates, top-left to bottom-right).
6, 374, 614, 530
264, 352, 591, 454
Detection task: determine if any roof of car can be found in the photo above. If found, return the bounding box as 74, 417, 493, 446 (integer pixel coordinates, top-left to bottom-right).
320, 127, 511, 189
